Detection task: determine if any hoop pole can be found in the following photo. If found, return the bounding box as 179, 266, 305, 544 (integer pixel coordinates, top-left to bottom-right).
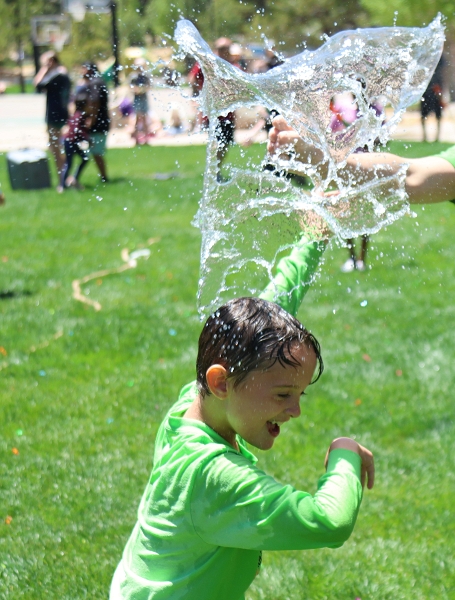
110, 1, 120, 87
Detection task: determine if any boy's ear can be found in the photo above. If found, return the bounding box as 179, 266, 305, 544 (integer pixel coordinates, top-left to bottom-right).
206, 365, 229, 399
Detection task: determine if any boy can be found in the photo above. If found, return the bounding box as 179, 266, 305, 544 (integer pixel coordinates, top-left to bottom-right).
110, 238, 374, 600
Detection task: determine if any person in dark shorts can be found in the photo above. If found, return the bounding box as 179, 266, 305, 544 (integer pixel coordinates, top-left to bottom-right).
213, 37, 236, 181
58, 96, 90, 193
34, 51, 71, 178
78, 62, 110, 182
421, 56, 445, 143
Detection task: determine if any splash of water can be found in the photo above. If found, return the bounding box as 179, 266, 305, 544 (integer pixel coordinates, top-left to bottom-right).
174, 17, 445, 316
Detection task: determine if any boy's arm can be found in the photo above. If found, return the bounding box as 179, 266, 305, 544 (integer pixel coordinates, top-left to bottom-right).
191, 447, 363, 552
259, 236, 327, 317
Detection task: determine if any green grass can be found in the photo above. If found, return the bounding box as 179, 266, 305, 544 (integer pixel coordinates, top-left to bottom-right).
2, 81, 35, 94
1, 141, 455, 599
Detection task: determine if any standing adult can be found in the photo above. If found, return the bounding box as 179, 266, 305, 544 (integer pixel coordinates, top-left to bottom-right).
79, 62, 110, 183
213, 37, 236, 181
187, 59, 205, 133
421, 55, 446, 143
34, 51, 71, 177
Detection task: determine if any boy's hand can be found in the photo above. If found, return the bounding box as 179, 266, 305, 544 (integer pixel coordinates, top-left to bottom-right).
325, 437, 375, 490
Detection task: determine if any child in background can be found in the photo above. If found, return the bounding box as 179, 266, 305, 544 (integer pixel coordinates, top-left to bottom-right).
110, 237, 375, 600
166, 107, 185, 135
329, 91, 384, 273
57, 96, 90, 193
130, 58, 151, 145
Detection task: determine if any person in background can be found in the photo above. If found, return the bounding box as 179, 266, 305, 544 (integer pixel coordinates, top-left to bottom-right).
130, 58, 151, 146
328, 91, 384, 273
57, 95, 90, 193
79, 62, 110, 183
166, 107, 185, 135
213, 38, 234, 178
229, 43, 247, 71
240, 45, 283, 149
34, 51, 71, 178
421, 55, 446, 143
187, 59, 206, 133
213, 37, 238, 181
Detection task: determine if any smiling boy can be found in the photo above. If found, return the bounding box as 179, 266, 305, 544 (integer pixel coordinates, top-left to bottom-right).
111, 274, 374, 600
185, 299, 319, 452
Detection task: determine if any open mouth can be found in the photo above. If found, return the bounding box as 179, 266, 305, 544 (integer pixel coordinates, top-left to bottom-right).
267, 421, 280, 437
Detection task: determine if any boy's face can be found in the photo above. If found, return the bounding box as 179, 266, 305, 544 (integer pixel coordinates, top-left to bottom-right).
222, 343, 317, 451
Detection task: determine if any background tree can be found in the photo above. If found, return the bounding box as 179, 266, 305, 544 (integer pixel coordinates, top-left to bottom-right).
0, 0, 452, 91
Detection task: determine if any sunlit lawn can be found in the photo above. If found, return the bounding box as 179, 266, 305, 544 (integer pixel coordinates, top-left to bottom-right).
1, 141, 454, 599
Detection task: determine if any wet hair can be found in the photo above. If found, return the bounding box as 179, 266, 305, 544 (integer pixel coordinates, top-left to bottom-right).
74, 97, 86, 112
82, 62, 99, 78
196, 297, 323, 397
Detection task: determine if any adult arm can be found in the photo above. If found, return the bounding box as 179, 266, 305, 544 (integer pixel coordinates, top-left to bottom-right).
34, 65, 49, 88
268, 116, 455, 204
34, 51, 54, 87
344, 152, 455, 204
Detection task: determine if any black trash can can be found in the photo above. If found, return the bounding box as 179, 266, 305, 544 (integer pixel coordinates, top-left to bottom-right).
6, 149, 51, 190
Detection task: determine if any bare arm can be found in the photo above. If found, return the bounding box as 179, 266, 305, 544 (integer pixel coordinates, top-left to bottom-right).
268, 116, 455, 204
402, 156, 455, 204
84, 95, 100, 129
34, 65, 49, 87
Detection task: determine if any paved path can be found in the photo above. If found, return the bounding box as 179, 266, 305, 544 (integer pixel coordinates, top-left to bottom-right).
1, 89, 455, 153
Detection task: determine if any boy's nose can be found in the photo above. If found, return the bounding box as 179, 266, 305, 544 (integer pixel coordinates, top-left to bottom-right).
286, 400, 301, 419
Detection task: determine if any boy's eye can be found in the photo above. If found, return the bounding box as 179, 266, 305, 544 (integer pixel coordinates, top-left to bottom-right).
277, 393, 290, 399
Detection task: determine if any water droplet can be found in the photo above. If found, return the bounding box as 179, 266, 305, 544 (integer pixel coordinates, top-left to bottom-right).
173, 18, 444, 317
360, 300, 368, 307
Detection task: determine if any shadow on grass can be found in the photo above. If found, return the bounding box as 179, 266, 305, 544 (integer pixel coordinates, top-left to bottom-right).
0, 289, 33, 300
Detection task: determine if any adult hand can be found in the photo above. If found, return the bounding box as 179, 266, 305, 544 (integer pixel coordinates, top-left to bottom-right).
267, 115, 302, 156
267, 116, 325, 173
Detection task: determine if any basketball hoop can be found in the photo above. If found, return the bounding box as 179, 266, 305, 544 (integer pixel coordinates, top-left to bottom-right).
31, 16, 71, 50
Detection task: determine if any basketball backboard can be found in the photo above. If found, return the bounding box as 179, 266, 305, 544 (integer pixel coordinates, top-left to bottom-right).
31, 16, 71, 51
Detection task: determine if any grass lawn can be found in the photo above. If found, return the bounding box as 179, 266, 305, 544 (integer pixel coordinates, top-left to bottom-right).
2, 82, 35, 94
1, 140, 455, 599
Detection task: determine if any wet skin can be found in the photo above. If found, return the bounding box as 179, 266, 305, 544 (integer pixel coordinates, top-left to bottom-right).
185, 343, 317, 451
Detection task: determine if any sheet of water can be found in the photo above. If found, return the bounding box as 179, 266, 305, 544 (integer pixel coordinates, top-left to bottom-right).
173, 17, 445, 316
